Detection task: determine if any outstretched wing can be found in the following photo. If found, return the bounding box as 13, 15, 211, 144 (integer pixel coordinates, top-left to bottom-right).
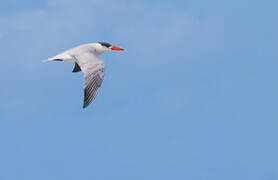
74, 53, 105, 108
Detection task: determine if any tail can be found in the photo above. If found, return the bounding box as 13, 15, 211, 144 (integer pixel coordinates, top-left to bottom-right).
43, 53, 72, 63
42, 58, 51, 63
42, 58, 63, 63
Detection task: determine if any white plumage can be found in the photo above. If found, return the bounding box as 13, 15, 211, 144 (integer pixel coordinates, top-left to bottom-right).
45, 42, 124, 108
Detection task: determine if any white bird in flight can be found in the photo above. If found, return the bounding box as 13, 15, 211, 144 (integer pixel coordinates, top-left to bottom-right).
45, 42, 124, 108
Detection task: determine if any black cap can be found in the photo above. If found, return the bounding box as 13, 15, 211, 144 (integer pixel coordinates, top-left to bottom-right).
98, 42, 112, 48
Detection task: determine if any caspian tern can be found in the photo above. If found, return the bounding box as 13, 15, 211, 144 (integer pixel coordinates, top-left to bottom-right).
45, 42, 124, 108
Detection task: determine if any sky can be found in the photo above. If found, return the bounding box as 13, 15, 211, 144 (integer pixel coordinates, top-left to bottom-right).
0, 0, 278, 179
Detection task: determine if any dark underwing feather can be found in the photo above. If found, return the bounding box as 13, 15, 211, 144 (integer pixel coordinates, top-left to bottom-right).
72, 62, 81, 73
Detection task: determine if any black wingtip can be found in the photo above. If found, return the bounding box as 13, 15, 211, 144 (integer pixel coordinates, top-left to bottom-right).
72, 62, 81, 73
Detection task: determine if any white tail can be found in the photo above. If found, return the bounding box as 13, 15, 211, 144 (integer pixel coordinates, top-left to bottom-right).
42, 58, 52, 63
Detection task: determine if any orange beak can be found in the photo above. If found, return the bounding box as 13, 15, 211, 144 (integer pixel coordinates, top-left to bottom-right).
110, 46, 124, 51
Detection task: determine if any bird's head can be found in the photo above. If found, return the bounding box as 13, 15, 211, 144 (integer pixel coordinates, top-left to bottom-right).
94, 41, 124, 56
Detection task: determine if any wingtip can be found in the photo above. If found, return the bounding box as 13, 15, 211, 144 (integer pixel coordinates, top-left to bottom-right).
83, 103, 88, 109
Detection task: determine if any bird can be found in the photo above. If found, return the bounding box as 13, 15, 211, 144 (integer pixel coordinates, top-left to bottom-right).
45, 42, 124, 108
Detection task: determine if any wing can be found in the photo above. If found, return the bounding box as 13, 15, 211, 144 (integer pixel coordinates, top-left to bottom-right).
72, 62, 81, 73
74, 53, 105, 108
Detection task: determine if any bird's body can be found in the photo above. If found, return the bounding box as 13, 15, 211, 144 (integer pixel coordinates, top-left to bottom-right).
45, 42, 124, 108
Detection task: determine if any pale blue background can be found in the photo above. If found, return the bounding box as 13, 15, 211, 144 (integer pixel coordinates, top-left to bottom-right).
0, 0, 278, 179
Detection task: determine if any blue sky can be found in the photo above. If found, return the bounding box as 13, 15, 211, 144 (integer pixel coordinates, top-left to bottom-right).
0, 0, 278, 179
